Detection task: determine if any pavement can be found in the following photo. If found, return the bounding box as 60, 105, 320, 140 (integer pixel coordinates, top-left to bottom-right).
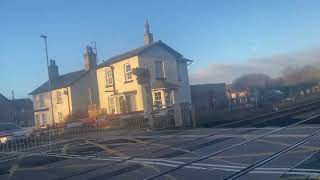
2, 110, 320, 180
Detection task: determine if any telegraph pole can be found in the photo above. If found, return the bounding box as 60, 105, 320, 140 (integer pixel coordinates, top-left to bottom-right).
40, 34, 55, 125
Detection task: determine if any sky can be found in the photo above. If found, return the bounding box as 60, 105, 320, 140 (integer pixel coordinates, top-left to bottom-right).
1, 0, 320, 98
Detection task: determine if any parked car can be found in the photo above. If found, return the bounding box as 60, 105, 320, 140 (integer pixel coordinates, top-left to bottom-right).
0, 123, 33, 144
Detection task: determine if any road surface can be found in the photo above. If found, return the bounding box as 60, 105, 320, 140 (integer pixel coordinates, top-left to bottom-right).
1, 109, 320, 180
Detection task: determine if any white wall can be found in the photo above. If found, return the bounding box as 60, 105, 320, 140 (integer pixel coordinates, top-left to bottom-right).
32, 86, 72, 126
138, 45, 192, 104
32, 70, 99, 126
177, 60, 192, 103
96, 56, 145, 114
70, 70, 99, 116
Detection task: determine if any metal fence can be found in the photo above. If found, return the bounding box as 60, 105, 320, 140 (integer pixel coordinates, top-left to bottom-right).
153, 109, 175, 129
0, 109, 177, 154
0, 123, 96, 154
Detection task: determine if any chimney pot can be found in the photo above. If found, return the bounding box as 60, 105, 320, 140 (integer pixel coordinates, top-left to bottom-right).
144, 20, 154, 46
48, 59, 59, 80
84, 45, 97, 71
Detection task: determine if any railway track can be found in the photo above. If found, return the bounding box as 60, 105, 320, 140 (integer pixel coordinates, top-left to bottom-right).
56, 99, 320, 179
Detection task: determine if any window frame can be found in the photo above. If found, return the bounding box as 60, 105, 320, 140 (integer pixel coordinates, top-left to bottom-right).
58, 112, 63, 123
155, 60, 165, 79
108, 96, 116, 114
105, 68, 113, 86
56, 91, 63, 104
165, 90, 173, 106
154, 91, 162, 108
125, 93, 136, 112
124, 63, 133, 82
41, 113, 47, 126
35, 114, 40, 127
177, 61, 182, 81
39, 95, 44, 107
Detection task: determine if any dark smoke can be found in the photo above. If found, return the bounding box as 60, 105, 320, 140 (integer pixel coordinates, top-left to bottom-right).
281, 65, 320, 86
232, 73, 271, 89
232, 64, 320, 89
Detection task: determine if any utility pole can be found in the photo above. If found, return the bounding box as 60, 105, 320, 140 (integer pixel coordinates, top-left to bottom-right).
12, 90, 17, 125
40, 34, 55, 125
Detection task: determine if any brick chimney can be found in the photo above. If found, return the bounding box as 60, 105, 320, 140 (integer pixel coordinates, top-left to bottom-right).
84, 46, 97, 71
48, 60, 59, 80
144, 20, 154, 46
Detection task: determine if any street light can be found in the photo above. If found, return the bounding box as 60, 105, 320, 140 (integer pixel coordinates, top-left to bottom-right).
40, 34, 55, 125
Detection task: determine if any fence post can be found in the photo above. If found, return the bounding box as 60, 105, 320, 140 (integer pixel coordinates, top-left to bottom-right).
174, 103, 183, 127
191, 105, 197, 128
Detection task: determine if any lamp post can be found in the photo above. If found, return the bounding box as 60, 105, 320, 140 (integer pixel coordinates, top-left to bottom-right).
40, 34, 55, 125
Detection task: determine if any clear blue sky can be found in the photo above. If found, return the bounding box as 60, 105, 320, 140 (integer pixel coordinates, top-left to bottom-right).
1, 0, 320, 98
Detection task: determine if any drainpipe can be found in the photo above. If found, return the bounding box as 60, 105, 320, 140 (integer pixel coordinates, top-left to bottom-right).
103, 65, 117, 114
110, 65, 116, 95
66, 88, 71, 121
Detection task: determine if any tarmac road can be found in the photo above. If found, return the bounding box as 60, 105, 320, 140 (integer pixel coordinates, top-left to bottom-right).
2, 110, 320, 180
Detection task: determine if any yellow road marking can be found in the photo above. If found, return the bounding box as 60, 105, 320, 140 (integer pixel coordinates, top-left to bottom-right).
8, 155, 24, 178
85, 140, 177, 180
62, 144, 69, 154
85, 140, 128, 157
14, 161, 115, 171
214, 158, 248, 166
14, 158, 178, 180
129, 138, 199, 156
257, 139, 320, 150
213, 148, 320, 159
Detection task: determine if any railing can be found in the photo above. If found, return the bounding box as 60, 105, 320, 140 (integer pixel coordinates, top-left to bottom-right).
153, 109, 175, 129
0, 110, 178, 154
0, 121, 98, 153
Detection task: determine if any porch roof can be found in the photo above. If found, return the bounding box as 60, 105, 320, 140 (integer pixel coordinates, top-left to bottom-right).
151, 80, 179, 90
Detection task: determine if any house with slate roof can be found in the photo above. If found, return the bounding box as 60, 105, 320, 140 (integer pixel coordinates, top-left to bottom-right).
0, 93, 15, 124
29, 47, 99, 127
0, 93, 34, 127
96, 22, 192, 114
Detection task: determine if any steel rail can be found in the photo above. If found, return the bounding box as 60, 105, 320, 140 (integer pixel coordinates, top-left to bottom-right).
73, 100, 320, 161
144, 114, 320, 180
57, 101, 320, 180
278, 149, 319, 179
224, 129, 320, 180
